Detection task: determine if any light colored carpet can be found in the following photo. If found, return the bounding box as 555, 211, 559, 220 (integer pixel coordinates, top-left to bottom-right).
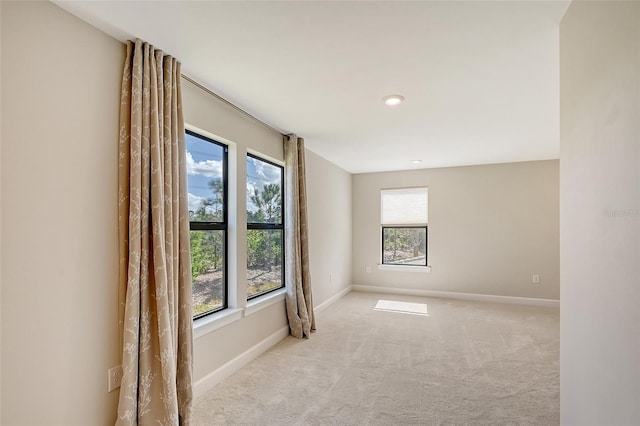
193, 291, 559, 425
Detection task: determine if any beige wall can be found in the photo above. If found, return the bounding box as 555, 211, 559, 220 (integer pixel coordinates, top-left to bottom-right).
306, 150, 352, 306
560, 1, 640, 424
352, 160, 559, 300
1, 1, 123, 424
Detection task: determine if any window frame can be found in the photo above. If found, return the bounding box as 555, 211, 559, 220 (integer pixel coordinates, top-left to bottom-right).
186, 129, 229, 320
381, 225, 428, 267
246, 152, 285, 300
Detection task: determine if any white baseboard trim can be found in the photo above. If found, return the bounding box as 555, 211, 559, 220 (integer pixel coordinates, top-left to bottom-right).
193, 325, 290, 399
314, 286, 353, 315
352, 285, 559, 308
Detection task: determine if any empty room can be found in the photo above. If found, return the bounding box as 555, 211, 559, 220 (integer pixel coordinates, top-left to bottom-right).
1, 1, 638, 425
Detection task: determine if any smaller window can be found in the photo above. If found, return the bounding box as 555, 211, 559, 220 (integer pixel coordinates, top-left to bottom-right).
246, 154, 284, 299
381, 188, 428, 266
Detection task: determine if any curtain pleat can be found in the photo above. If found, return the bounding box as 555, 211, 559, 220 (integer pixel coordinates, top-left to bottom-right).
117, 39, 193, 425
284, 134, 316, 339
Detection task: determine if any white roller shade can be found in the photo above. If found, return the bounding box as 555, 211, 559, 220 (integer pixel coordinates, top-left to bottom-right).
381, 187, 428, 225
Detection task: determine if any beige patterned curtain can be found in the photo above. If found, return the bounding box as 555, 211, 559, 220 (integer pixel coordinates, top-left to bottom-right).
117, 39, 193, 425
284, 134, 316, 338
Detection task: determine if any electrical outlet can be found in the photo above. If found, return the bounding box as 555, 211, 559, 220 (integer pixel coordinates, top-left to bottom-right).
365, 266, 371, 273
108, 365, 123, 392
532, 274, 540, 284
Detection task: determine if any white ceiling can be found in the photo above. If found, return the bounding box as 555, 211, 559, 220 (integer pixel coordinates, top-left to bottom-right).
54, 0, 570, 174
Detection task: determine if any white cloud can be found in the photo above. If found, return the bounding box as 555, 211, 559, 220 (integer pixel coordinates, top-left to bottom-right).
188, 192, 206, 213
247, 182, 256, 193
253, 159, 281, 184
246, 182, 258, 212
186, 152, 222, 178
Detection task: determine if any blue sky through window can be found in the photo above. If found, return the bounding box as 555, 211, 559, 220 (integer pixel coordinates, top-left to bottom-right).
186, 132, 224, 215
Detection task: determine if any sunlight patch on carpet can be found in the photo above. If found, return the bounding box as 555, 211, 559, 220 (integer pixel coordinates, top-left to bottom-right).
374, 299, 429, 316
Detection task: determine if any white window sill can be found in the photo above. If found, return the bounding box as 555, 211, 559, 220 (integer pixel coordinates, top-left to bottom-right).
245, 288, 286, 317
378, 264, 432, 273
192, 289, 287, 339
193, 308, 243, 340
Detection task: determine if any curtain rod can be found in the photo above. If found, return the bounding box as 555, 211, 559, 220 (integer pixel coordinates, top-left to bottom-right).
181, 74, 286, 137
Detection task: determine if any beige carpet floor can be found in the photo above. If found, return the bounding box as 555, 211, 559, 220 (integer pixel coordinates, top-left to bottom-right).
193, 291, 559, 425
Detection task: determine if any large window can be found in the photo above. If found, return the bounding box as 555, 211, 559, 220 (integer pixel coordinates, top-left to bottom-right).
186, 130, 228, 319
381, 187, 428, 266
246, 154, 284, 299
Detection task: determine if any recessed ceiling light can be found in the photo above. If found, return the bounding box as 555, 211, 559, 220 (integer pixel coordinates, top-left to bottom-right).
412, 160, 422, 164
383, 95, 405, 106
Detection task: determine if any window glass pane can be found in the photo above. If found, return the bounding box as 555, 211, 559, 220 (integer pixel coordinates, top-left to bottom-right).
191, 230, 225, 317
186, 132, 225, 222
247, 229, 283, 297
246, 156, 282, 224
383, 227, 427, 266
381, 188, 428, 225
